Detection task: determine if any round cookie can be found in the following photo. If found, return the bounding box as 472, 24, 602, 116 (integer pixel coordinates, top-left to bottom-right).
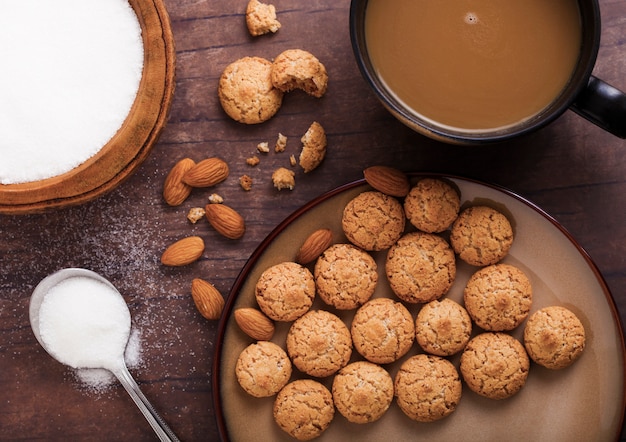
255, 261, 315, 322
351, 297, 414, 364
286, 310, 352, 377
270, 49, 328, 98
523, 306, 586, 370
332, 361, 394, 424
218, 56, 283, 124
314, 243, 378, 310
460, 332, 530, 400
342, 190, 405, 251
235, 341, 292, 398
464, 264, 533, 331
273, 379, 334, 441
404, 178, 460, 233
450, 205, 514, 266
415, 298, 472, 356
394, 354, 462, 422
385, 232, 456, 303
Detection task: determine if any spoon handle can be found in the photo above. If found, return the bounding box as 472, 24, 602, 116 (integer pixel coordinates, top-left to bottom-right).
113, 363, 180, 442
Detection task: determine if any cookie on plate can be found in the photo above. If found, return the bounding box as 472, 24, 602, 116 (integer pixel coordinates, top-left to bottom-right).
404, 178, 460, 233
415, 298, 472, 356
255, 261, 315, 321
245, 0, 281, 37
235, 341, 292, 397
270, 49, 328, 98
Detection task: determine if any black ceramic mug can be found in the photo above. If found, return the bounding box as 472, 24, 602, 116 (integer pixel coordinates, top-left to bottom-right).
350, 0, 626, 145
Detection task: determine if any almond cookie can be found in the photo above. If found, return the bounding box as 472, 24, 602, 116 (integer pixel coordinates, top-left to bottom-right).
385, 232, 456, 303
270, 49, 328, 98
273, 379, 334, 441
394, 354, 462, 422
460, 332, 530, 400
245, 0, 281, 37
404, 178, 460, 233
464, 264, 532, 331
332, 361, 394, 424
523, 306, 586, 370
235, 341, 292, 398
415, 298, 472, 356
218, 56, 283, 124
342, 190, 405, 251
351, 298, 414, 364
314, 243, 377, 310
286, 310, 352, 377
450, 205, 514, 266
299, 121, 327, 173
255, 262, 315, 321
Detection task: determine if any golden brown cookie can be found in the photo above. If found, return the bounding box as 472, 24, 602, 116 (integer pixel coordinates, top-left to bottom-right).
385, 232, 456, 303
255, 262, 315, 321
299, 121, 327, 173
415, 298, 472, 356
351, 298, 414, 364
273, 379, 334, 441
464, 264, 532, 331
218, 56, 283, 124
271, 167, 295, 190
270, 49, 328, 97
523, 306, 586, 370
394, 354, 462, 422
235, 341, 292, 397
404, 178, 460, 233
460, 332, 530, 400
332, 361, 394, 424
342, 190, 405, 251
450, 205, 514, 266
245, 0, 281, 37
314, 243, 377, 310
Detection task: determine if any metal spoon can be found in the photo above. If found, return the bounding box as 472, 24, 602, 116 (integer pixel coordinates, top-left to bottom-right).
29, 268, 179, 442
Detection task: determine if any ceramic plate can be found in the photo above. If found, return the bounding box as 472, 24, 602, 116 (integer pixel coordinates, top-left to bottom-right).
213, 175, 625, 441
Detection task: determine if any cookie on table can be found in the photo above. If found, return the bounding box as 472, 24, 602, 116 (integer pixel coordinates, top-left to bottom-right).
286, 310, 352, 377
404, 178, 460, 233
450, 205, 514, 266
299, 121, 327, 173
385, 232, 456, 303
460, 332, 530, 400
351, 297, 414, 364
415, 298, 472, 356
394, 354, 462, 422
273, 379, 334, 441
245, 0, 281, 37
270, 49, 328, 98
342, 190, 405, 251
464, 263, 532, 331
314, 243, 377, 310
332, 361, 394, 424
255, 261, 315, 321
218, 56, 283, 124
523, 306, 586, 370
235, 341, 292, 398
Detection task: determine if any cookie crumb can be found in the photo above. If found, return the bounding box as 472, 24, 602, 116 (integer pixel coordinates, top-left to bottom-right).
208, 193, 224, 204
272, 167, 295, 190
187, 207, 206, 224
289, 154, 297, 167
275, 133, 288, 152
257, 141, 270, 153
299, 121, 327, 173
245, 0, 281, 37
239, 174, 253, 191
246, 155, 260, 166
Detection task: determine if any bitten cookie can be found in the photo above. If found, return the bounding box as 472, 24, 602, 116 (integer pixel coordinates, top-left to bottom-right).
286, 310, 352, 377
386, 232, 456, 303
271, 49, 328, 97
235, 341, 292, 397
523, 306, 586, 370
218, 56, 283, 124
450, 205, 514, 266
394, 354, 462, 422
299, 121, 327, 173
273, 379, 334, 441
351, 298, 414, 364
464, 264, 533, 331
404, 178, 460, 233
342, 191, 405, 251
415, 298, 472, 356
245, 0, 281, 36
255, 262, 315, 321
332, 361, 394, 424
314, 243, 377, 310
460, 332, 530, 400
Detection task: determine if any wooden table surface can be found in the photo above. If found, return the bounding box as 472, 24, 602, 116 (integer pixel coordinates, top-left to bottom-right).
1, 0, 625, 440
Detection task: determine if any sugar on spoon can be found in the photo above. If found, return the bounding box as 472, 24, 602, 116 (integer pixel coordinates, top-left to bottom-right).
29, 268, 179, 442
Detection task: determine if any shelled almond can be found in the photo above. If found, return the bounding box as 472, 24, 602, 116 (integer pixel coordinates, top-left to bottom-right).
161, 236, 205, 266
191, 278, 225, 320
205, 203, 246, 239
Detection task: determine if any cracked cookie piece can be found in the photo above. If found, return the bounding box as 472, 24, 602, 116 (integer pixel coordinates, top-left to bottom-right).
404, 178, 460, 233
299, 121, 327, 173
245, 0, 281, 37
271, 49, 328, 97
415, 298, 472, 356
271, 167, 295, 190
255, 262, 315, 321
235, 341, 292, 397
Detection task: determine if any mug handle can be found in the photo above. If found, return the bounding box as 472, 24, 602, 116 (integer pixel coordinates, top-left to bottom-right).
571, 75, 626, 138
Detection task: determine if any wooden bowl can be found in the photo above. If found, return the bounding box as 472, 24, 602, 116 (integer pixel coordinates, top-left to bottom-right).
0, 0, 176, 214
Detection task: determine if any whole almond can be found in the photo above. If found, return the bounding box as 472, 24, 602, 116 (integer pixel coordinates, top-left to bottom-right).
161, 236, 205, 266
363, 165, 410, 197
234, 308, 275, 341
296, 228, 333, 264
205, 204, 245, 239
191, 278, 224, 320
163, 158, 196, 206
183, 157, 229, 188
